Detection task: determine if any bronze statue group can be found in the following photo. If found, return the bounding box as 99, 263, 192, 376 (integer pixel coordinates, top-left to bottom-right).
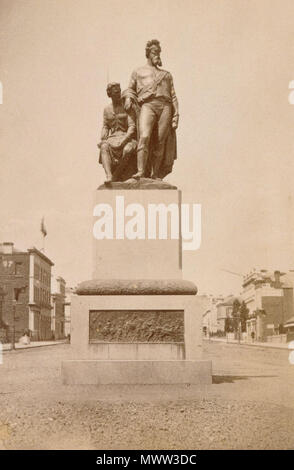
98, 39, 179, 185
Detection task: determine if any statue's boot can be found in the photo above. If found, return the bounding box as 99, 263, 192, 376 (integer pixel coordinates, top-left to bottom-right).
104, 175, 113, 186
132, 148, 147, 179
132, 172, 144, 180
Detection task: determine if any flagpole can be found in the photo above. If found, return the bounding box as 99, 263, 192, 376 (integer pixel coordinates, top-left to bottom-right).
40, 217, 47, 253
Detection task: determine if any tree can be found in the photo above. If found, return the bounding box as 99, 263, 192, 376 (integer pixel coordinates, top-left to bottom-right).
231, 299, 241, 332
239, 301, 249, 332
225, 317, 234, 333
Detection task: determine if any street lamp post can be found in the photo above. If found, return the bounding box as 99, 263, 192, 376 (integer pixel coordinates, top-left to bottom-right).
11, 300, 16, 350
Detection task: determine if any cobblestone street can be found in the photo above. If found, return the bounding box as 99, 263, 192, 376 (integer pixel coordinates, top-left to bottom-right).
0, 342, 294, 450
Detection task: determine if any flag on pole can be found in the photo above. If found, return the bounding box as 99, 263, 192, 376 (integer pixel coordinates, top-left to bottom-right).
41, 217, 47, 237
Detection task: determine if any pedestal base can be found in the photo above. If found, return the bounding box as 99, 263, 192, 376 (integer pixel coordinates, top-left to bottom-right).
62, 359, 212, 385
61, 287, 212, 387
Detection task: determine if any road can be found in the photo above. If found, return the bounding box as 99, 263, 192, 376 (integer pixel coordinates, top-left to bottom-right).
0, 341, 293, 449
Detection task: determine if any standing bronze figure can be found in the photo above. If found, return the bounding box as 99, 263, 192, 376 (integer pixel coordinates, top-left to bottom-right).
125, 39, 179, 180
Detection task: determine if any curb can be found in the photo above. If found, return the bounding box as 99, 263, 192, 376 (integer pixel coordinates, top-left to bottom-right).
203, 338, 290, 351
2, 341, 67, 354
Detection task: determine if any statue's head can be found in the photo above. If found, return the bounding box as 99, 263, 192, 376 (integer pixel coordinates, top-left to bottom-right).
106, 82, 121, 100
145, 39, 162, 66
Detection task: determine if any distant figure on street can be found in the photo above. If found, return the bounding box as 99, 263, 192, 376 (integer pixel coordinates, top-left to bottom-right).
251, 331, 255, 343
19, 330, 30, 345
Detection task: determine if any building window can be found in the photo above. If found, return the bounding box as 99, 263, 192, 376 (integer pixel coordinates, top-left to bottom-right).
34, 287, 40, 303
15, 262, 23, 275
35, 264, 40, 280
2, 259, 13, 269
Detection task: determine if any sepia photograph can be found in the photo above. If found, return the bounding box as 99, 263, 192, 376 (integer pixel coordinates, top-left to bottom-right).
0, 0, 294, 459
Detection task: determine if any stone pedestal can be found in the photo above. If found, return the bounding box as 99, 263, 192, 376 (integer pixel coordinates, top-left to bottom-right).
92, 188, 182, 280
62, 360, 211, 385
62, 286, 211, 385
62, 185, 212, 386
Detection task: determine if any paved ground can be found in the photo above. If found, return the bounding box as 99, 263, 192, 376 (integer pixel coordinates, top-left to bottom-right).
0, 341, 293, 450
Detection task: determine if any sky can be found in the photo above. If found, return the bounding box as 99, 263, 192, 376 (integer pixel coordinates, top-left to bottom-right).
1, 0, 294, 296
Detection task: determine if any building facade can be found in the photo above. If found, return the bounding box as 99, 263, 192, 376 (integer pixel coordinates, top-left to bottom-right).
216, 295, 241, 333
51, 277, 66, 340
203, 296, 224, 335
242, 269, 294, 341
0, 242, 54, 341
64, 286, 73, 337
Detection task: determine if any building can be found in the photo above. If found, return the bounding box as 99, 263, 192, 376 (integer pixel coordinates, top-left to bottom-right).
51, 277, 66, 339
284, 316, 294, 342
0, 285, 7, 342
203, 295, 224, 335
0, 242, 54, 341
216, 295, 241, 332
242, 269, 294, 341
64, 286, 74, 337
